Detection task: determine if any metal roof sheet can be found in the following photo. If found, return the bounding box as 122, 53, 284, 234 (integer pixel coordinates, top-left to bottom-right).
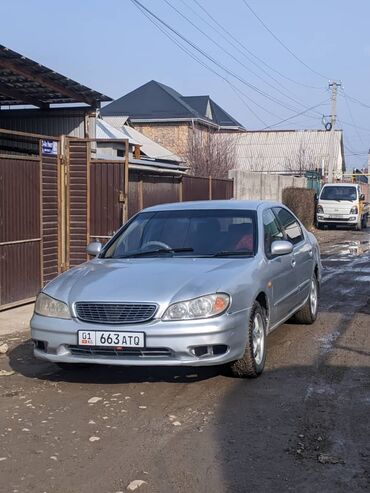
0, 44, 111, 108
100, 116, 183, 163
231, 130, 345, 175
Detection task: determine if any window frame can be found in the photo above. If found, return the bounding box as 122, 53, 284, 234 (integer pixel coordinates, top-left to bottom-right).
262, 208, 286, 259
272, 206, 305, 246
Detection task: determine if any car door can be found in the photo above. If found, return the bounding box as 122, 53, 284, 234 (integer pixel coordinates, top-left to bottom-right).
262, 209, 299, 326
273, 207, 312, 306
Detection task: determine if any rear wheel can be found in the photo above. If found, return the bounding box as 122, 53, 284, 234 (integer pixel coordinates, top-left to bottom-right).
293, 275, 319, 324
228, 302, 267, 378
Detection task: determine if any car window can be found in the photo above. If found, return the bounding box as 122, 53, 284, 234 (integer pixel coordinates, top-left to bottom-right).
273, 207, 304, 245
263, 209, 284, 257
103, 209, 258, 258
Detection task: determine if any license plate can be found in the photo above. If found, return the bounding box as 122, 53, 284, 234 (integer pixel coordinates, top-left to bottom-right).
327, 215, 343, 219
78, 331, 145, 348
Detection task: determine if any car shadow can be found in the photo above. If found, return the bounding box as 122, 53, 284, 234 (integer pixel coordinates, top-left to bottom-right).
7, 338, 221, 384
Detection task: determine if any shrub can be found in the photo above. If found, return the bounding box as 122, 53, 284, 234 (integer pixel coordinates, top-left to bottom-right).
282, 187, 316, 228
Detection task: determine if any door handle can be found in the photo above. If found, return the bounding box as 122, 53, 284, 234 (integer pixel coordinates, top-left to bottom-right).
308, 248, 313, 257
291, 258, 296, 268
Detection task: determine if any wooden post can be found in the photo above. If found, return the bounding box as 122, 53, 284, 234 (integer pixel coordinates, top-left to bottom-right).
134, 144, 141, 159
38, 139, 44, 287
123, 139, 129, 222
179, 178, 183, 202
139, 174, 144, 210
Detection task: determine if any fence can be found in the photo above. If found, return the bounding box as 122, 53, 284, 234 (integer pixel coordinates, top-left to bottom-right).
0, 128, 234, 310
230, 169, 307, 202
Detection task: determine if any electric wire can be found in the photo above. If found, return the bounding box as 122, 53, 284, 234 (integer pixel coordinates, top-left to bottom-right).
189, 0, 322, 90
130, 0, 325, 120
163, 0, 322, 113
241, 0, 331, 81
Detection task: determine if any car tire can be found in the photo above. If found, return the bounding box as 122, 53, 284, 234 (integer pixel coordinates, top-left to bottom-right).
228, 301, 267, 378
293, 274, 319, 325
56, 363, 93, 371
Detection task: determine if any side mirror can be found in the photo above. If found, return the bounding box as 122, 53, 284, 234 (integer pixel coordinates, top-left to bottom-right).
360, 193, 365, 201
271, 240, 293, 256
86, 241, 102, 257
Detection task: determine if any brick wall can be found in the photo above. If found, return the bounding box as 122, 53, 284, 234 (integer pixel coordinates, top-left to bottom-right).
133, 123, 191, 157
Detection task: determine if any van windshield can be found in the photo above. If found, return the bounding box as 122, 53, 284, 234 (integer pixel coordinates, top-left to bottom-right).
320, 186, 357, 201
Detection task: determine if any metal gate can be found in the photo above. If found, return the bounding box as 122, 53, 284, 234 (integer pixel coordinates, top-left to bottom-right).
0, 129, 60, 309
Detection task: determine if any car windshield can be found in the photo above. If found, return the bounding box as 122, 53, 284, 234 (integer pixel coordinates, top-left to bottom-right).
320, 186, 357, 201
103, 209, 257, 258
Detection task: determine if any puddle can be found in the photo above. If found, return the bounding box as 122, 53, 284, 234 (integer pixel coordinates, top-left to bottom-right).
325, 240, 370, 257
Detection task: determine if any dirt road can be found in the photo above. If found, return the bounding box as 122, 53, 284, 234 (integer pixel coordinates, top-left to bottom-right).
1, 227, 369, 493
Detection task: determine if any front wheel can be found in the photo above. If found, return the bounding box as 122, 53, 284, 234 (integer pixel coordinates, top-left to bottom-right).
293, 275, 319, 324
228, 302, 267, 378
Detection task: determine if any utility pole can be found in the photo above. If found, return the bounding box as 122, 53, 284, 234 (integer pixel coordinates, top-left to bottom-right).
327, 81, 342, 182
328, 81, 341, 129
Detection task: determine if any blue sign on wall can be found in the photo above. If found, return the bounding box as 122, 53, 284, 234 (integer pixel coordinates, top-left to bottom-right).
41, 140, 57, 156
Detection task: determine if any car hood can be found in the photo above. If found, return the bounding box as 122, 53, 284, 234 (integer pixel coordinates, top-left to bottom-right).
44, 257, 256, 311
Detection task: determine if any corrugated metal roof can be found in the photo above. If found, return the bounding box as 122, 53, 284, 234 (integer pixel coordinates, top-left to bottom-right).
96, 118, 139, 145
99, 116, 183, 163
231, 130, 345, 176
0, 44, 111, 108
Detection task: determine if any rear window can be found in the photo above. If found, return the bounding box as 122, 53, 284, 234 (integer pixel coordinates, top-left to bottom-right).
320, 186, 357, 201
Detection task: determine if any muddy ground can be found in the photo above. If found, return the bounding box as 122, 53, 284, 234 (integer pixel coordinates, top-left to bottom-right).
0, 226, 369, 493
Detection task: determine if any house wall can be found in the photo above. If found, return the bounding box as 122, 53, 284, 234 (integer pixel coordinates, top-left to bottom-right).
0, 107, 95, 138
133, 122, 191, 157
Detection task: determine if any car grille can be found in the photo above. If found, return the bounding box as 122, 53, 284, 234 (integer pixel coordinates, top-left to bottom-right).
75, 302, 158, 324
69, 345, 172, 359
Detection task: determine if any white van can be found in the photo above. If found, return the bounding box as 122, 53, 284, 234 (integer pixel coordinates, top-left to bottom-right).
316, 183, 368, 230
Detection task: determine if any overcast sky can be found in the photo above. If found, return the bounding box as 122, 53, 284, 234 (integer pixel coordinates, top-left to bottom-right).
2, 0, 370, 169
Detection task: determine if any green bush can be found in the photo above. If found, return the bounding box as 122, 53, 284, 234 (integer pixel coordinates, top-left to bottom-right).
282, 187, 316, 228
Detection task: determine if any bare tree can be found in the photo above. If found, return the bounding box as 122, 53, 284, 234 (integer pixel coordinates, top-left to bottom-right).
284, 144, 318, 176
185, 129, 238, 178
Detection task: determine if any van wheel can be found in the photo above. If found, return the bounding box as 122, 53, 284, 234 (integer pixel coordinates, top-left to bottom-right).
228, 302, 267, 378
293, 275, 319, 324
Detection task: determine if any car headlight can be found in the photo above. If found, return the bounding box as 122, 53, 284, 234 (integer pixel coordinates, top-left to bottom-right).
35, 292, 71, 319
162, 293, 230, 321
317, 205, 323, 213
350, 206, 358, 214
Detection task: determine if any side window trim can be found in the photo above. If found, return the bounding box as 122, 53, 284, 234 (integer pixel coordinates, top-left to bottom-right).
263, 208, 285, 259
272, 207, 304, 246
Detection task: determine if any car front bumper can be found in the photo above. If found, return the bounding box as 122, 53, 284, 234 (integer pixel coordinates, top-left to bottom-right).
30, 309, 250, 367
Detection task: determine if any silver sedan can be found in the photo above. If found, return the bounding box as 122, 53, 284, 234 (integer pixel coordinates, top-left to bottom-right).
31, 200, 321, 378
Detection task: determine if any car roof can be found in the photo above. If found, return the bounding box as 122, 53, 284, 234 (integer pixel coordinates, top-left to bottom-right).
142, 199, 282, 212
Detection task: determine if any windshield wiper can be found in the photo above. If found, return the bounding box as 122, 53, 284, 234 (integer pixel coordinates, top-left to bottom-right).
212, 250, 253, 257
117, 247, 193, 258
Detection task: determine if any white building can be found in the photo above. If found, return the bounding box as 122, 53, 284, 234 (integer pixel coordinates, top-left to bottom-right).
232, 129, 345, 179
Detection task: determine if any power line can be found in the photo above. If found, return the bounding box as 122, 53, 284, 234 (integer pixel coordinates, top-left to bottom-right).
162, 0, 315, 110
340, 90, 366, 147
263, 100, 330, 130
130, 0, 269, 125
241, 0, 331, 81
189, 0, 322, 90
130, 0, 324, 119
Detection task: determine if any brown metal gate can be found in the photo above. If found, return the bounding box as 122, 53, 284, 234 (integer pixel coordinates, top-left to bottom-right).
0, 130, 60, 309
